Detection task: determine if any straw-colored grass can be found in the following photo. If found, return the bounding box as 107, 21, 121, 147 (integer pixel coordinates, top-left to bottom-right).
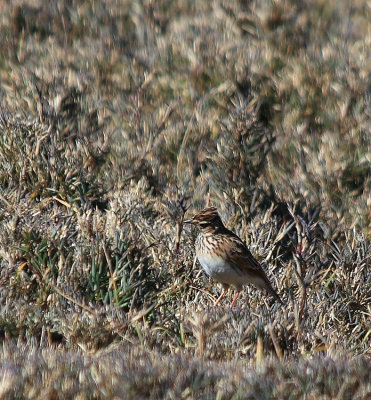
0, 0, 370, 398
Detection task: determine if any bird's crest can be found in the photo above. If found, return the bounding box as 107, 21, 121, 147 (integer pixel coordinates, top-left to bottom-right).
185, 207, 223, 227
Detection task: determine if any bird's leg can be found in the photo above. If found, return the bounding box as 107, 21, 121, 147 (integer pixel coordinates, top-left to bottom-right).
230, 291, 240, 308
214, 288, 227, 306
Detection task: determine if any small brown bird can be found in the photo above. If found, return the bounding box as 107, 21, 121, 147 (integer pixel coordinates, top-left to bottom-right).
184, 207, 283, 306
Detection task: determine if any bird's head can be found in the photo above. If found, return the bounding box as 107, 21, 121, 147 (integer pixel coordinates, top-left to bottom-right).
184, 207, 224, 230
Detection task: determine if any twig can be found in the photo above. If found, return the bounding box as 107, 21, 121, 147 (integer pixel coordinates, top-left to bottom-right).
256, 334, 264, 366
268, 324, 283, 361
51, 283, 98, 317
174, 213, 184, 254
293, 254, 307, 324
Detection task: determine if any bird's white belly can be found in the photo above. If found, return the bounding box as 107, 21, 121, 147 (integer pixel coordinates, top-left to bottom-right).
197, 253, 243, 286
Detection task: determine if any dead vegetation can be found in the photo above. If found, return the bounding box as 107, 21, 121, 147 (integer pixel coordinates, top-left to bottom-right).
0, 0, 370, 398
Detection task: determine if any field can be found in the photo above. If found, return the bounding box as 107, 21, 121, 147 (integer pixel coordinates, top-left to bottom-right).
0, 0, 370, 399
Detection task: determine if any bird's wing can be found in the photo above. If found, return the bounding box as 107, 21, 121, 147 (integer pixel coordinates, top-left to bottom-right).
225, 235, 283, 303
225, 236, 269, 279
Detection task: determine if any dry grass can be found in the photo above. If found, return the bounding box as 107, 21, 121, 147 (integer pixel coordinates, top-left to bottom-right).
0, 0, 370, 398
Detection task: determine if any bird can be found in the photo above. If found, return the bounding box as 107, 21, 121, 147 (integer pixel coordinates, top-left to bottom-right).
184, 207, 283, 306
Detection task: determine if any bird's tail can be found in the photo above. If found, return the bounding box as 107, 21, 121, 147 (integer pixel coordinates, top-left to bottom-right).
250, 265, 284, 305
267, 284, 284, 305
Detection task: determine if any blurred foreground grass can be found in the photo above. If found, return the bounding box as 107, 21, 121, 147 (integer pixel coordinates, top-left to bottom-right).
0, 0, 370, 398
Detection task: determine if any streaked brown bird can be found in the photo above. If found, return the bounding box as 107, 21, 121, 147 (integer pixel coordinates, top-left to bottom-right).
184, 207, 283, 306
